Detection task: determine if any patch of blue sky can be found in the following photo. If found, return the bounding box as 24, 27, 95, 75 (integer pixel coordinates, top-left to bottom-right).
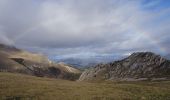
141, 0, 170, 11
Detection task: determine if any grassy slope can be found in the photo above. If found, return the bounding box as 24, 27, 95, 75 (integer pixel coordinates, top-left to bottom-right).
0, 73, 170, 100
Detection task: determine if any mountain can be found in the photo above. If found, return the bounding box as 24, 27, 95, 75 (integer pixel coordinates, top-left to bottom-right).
50, 55, 125, 68
79, 52, 170, 81
0, 44, 81, 80
53, 58, 101, 68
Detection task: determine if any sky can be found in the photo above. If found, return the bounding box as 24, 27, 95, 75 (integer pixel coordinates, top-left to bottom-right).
0, 0, 170, 58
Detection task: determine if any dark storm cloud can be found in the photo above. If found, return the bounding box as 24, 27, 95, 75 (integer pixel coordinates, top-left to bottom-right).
0, 0, 170, 56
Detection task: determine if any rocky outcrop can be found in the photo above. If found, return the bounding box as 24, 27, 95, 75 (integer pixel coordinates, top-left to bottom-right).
79, 52, 170, 81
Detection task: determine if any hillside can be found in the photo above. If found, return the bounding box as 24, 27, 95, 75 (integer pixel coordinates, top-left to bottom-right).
79, 52, 170, 81
0, 44, 81, 80
0, 72, 170, 100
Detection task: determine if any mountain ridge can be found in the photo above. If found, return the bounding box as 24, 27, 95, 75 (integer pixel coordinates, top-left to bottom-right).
79, 52, 170, 81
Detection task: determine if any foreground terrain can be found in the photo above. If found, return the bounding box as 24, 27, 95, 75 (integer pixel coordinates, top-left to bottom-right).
0, 73, 170, 100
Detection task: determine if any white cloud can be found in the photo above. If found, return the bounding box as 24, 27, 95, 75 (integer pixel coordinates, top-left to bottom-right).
0, 0, 169, 56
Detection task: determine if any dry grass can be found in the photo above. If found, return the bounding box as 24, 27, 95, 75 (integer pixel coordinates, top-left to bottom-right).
0, 72, 170, 100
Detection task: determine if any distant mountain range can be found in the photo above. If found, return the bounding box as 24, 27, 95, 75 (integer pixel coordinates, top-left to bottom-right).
165, 54, 170, 60
79, 52, 170, 81
50, 55, 126, 68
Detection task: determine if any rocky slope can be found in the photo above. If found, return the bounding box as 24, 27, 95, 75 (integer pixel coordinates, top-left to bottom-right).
0, 44, 81, 80
79, 52, 170, 81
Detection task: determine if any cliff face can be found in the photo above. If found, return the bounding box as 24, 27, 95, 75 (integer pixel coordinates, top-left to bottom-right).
79, 52, 170, 81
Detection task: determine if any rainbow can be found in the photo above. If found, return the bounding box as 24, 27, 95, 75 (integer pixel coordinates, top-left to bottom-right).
13, 20, 167, 55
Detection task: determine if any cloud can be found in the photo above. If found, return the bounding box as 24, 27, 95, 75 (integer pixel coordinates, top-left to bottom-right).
0, 0, 170, 56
